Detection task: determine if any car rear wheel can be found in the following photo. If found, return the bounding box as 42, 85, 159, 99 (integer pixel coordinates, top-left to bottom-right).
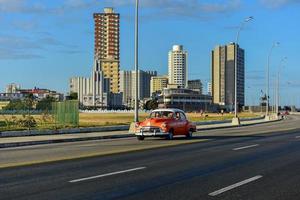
186, 129, 193, 139
137, 136, 145, 141
167, 130, 174, 140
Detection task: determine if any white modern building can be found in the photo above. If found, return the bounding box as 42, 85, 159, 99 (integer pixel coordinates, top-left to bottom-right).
5, 83, 20, 93
69, 60, 111, 108
168, 45, 188, 88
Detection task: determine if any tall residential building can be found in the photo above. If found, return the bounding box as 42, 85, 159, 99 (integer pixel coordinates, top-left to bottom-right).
187, 79, 203, 94
120, 70, 157, 107
168, 45, 188, 88
5, 83, 20, 93
211, 43, 245, 108
94, 7, 120, 93
150, 76, 169, 95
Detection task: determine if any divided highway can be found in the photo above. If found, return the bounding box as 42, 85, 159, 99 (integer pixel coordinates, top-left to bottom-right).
1, 115, 300, 200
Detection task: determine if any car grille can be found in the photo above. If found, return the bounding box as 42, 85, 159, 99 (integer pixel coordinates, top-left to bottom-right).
141, 127, 161, 133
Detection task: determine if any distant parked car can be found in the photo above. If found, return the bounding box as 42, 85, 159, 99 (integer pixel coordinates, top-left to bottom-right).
281, 111, 290, 115
134, 109, 196, 140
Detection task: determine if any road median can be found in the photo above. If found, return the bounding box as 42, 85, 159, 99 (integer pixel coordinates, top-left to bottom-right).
0, 117, 280, 149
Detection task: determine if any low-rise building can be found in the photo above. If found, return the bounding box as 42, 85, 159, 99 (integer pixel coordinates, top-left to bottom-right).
18, 88, 64, 101
0, 88, 63, 102
158, 88, 213, 112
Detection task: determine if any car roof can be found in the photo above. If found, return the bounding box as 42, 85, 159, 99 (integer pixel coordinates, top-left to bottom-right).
151, 108, 185, 113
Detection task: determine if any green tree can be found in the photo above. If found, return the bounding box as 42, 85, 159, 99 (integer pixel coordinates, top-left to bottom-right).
4, 100, 26, 110
36, 96, 56, 111
69, 92, 78, 100
144, 99, 158, 110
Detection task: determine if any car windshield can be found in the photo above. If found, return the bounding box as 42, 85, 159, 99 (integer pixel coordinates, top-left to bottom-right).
150, 111, 174, 119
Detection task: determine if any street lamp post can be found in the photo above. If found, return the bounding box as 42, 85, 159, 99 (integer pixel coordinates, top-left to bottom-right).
232, 16, 253, 125
134, 0, 139, 123
276, 57, 287, 116
265, 42, 280, 120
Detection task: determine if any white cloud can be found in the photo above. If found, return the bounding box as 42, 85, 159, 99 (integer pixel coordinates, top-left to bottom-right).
260, 0, 300, 8
103, 0, 242, 21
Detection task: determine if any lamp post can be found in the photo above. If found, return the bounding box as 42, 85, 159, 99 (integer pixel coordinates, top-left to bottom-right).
232, 16, 253, 125
265, 42, 280, 120
134, 0, 139, 123
276, 57, 287, 116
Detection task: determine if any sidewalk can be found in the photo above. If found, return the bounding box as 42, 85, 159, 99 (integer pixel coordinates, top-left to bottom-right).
0, 118, 276, 148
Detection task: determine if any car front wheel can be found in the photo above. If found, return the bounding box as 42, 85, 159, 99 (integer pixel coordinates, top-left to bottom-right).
167, 130, 174, 140
186, 130, 193, 139
137, 136, 145, 141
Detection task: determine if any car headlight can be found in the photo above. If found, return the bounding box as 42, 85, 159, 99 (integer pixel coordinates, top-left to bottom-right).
135, 122, 140, 128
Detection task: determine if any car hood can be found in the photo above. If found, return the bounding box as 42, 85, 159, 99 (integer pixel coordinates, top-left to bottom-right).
140, 118, 171, 127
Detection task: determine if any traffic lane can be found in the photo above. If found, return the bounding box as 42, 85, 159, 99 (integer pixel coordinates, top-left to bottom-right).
1, 129, 300, 199
121, 136, 300, 200
0, 137, 211, 168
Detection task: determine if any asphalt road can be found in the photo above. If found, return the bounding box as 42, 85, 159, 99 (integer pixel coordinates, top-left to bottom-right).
1, 115, 300, 200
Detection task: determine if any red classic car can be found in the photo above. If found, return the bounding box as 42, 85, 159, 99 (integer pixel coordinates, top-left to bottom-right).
134, 109, 197, 140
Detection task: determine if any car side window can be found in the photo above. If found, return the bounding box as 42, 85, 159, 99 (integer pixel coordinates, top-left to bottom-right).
175, 112, 181, 120
180, 112, 186, 120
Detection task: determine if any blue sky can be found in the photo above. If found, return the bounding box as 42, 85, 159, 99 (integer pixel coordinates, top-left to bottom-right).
0, 0, 299, 106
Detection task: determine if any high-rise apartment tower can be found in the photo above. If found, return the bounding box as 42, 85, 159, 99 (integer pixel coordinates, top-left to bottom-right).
211, 43, 245, 108
168, 45, 188, 88
94, 7, 120, 93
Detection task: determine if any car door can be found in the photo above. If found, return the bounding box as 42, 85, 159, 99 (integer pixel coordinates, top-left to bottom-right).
173, 112, 183, 135
179, 112, 188, 134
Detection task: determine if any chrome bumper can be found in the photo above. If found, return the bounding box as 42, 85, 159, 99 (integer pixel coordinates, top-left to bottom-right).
135, 127, 169, 137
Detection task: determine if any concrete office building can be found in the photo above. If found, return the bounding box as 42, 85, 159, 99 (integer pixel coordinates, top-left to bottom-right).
70, 60, 110, 108
207, 82, 212, 96
94, 8, 120, 93
211, 43, 245, 109
150, 76, 169, 96
188, 79, 203, 94
120, 70, 157, 107
168, 45, 188, 88
119, 71, 133, 107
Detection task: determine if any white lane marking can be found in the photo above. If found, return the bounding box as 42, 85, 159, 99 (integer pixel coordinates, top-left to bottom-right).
69, 167, 146, 183
233, 144, 259, 151
209, 175, 263, 197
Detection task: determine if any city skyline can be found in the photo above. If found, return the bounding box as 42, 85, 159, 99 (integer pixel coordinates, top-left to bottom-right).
0, 0, 300, 106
